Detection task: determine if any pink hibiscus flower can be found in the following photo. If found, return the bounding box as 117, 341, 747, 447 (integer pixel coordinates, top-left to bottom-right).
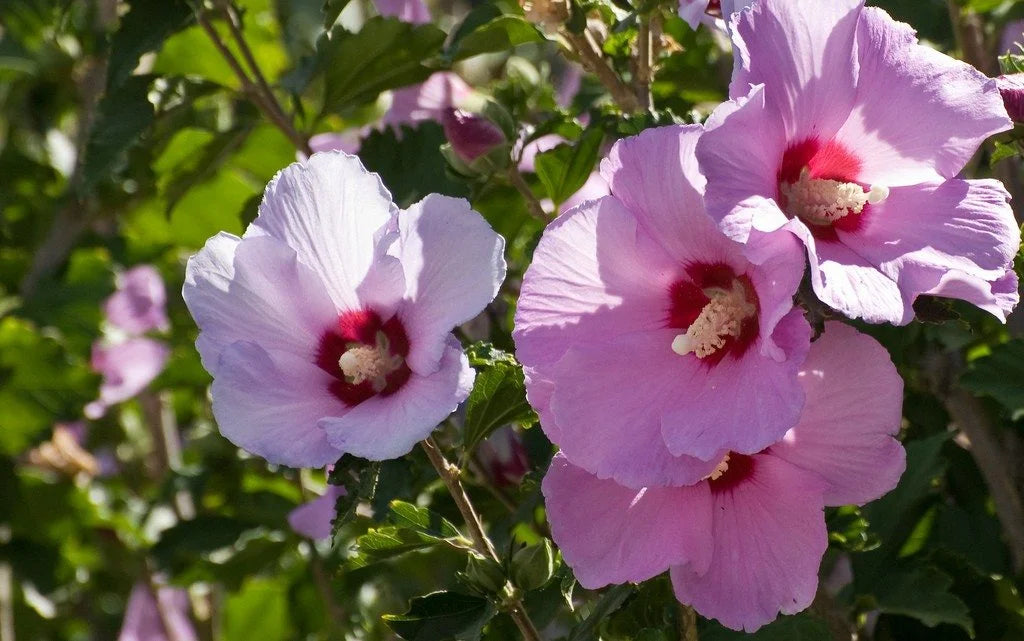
289, 483, 346, 540
678, 0, 753, 31
542, 322, 906, 632
103, 265, 170, 335
514, 125, 810, 488
697, 0, 1019, 324
84, 338, 170, 419
183, 152, 505, 468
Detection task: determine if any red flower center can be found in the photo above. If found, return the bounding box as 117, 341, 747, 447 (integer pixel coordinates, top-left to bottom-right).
777, 138, 887, 241
705, 0, 722, 18
706, 453, 755, 492
667, 262, 759, 365
316, 309, 412, 406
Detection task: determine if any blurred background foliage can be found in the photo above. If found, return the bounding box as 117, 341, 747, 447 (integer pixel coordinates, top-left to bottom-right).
1, 0, 1024, 639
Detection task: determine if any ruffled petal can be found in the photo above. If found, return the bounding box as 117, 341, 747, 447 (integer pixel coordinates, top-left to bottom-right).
834, 7, 1012, 185
600, 125, 725, 259
396, 194, 505, 374
85, 338, 170, 419
671, 454, 828, 632
118, 583, 198, 641
728, 0, 862, 142
183, 234, 340, 374
319, 337, 474, 460
743, 228, 807, 358
513, 196, 679, 370
210, 341, 344, 468
248, 152, 397, 312
542, 454, 713, 588
373, 0, 430, 23
383, 72, 472, 130
697, 85, 789, 242
660, 310, 810, 461
769, 322, 905, 506
546, 329, 723, 488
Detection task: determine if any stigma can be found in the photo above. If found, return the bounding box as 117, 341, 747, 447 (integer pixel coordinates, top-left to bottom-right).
672, 281, 757, 359
780, 167, 888, 226
338, 333, 404, 392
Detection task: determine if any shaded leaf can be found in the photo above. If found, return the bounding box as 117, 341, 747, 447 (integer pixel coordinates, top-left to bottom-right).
701, 612, 831, 640
961, 339, 1024, 418
567, 584, 634, 641
389, 500, 461, 539
384, 591, 496, 641
448, 15, 545, 62
107, 0, 193, 91
328, 454, 382, 534
462, 344, 536, 455
359, 123, 470, 207
534, 127, 603, 208
82, 75, 155, 188
322, 0, 351, 29
873, 563, 974, 634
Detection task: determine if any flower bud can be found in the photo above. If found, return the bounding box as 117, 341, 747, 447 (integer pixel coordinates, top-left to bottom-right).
996, 74, 1024, 122
441, 108, 506, 162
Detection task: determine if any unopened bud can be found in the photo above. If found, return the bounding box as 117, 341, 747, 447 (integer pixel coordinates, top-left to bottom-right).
441, 108, 506, 162
996, 74, 1024, 122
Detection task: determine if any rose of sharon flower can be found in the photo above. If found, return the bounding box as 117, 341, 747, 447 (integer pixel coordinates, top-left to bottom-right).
698, 0, 1020, 324
118, 582, 197, 641
514, 125, 810, 488
442, 108, 506, 162
104, 265, 170, 335
183, 152, 505, 467
84, 338, 170, 419
289, 483, 346, 540
996, 74, 1024, 123
678, 0, 754, 31
543, 322, 905, 632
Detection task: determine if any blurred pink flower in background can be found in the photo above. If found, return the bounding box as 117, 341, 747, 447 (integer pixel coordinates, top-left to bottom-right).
996, 74, 1024, 123
289, 483, 347, 540
515, 126, 810, 489
477, 426, 529, 488
442, 108, 506, 161
543, 323, 905, 632
184, 152, 505, 467
698, 0, 1019, 324
374, 0, 430, 23
103, 266, 169, 335
117, 582, 197, 641
1001, 19, 1024, 54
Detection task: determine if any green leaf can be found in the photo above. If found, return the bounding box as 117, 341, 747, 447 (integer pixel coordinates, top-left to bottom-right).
462, 345, 536, 455
359, 123, 470, 207
106, 0, 194, 91
160, 124, 255, 214
384, 591, 496, 641
511, 539, 555, 591
223, 577, 291, 641
318, 17, 446, 113
1000, 52, 1024, 74
322, 0, 351, 29
701, 612, 831, 640
388, 500, 461, 539
461, 553, 507, 594
353, 526, 439, 564
152, 516, 254, 572
534, 127, 603, 208
872, 563, 974, 634
961, 339, 1024, 418
991, 140, 1021, 166
328, 454, 382, 534
448, 15, 545, 62
567, 584, 634, 641
81, 75, 155, 188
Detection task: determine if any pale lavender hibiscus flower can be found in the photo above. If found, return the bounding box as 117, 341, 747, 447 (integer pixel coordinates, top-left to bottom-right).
514, 125, 809, 488
117, 582, 197, 641
104, 265, 170, 335
698, 0, 1019, 324
678, 0, 754, 30
85, 338, 170, 419
543, 322, 905, 632
183, 152, 505, 467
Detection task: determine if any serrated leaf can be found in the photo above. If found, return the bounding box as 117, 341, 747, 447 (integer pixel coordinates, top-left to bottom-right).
106, 0, 193, 91
462, 350, 536, 455
388, 500, 461, 539
318, 18, 446, 113
447, 15, 545, 62
534, 127, 603, 208
991, 140, 1021, 166
384, 591, 496, 641
359, 123, 470, 207
961, 339, 1024, 418
152, 516, 253, 572
356, 526, 438, 560
328, 454, 382, 534
873, 564, 974, 633
81, 75, 155, 188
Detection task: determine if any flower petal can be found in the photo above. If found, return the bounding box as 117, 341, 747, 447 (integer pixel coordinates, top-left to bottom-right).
513, 196, 678, 370
396, 194, 505, 374
85, 338, 170, 419
834, 7, 1012, 185
289, 485, 346, 540
319, 337, 474, 460
671, 454, 827, 632
543, 454, 713, 589
729, 0, 861, 142
373, 0, 430, 23
248, 152, 397, 312
769, 322, 905, 506
104, 265, 169, 335
118, 583, 198, 641
546, 329, 724, 488
660, 309, 810, 461
211, 341, 344, 468
600, 125, 725, 259
183, 233, 339, 374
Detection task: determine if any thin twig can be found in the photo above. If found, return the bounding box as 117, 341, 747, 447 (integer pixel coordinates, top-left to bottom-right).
507, 166, 550, 220
196, 11, 311, 155
420, 437, 543, 641
635, 15, 652, 111
560, 28, 642, 113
